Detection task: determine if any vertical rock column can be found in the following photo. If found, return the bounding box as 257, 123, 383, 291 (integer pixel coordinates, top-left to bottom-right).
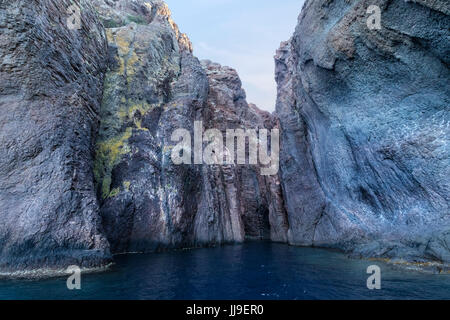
196, 61, 289, 244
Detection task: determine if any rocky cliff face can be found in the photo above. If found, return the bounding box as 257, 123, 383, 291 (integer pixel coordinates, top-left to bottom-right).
91, 0, 205, 254
0, 0, 111, 275
0, 0, 448, 276
91, 0, 287, 254
0, 0, 285, 275
275, 0, 449, 268
199, 61, 289, 244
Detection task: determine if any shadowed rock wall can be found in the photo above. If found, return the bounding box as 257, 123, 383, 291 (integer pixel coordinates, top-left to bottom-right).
275, 0, 449, 266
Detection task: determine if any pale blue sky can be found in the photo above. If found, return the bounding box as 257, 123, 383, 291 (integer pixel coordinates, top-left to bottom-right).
165, 0, 305, 112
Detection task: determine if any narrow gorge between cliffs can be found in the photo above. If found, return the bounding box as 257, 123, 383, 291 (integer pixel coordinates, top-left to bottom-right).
0, 0, 449, 300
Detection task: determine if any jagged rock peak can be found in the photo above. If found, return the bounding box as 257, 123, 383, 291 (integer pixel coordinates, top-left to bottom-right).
92, 0, 193, 52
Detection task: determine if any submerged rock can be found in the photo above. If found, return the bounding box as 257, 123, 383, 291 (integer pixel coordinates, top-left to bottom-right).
275, 0, 449, 265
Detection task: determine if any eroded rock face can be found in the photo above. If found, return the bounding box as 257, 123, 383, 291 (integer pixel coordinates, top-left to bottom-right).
0, 0, 285, 274
93, 0, 287, 254
275, 0, 449, 266
198, 61, 289, 244
0, 0, 111, 274
2, 0, 446, 276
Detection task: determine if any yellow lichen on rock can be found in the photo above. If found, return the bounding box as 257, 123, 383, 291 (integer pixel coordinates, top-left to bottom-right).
109, 187, 120, 198
95, 127, 133, 199
107, 28, 140, 78
118, 101, 154, 126
134, 118, 149, 132
114, 30, 131, 57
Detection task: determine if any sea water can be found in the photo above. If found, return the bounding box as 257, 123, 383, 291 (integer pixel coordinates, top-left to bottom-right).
0, 242, 448, 300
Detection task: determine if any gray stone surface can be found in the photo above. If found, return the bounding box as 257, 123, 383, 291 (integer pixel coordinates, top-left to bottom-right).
92, 0, 202, 253
199, 60, 289, 245
0, 0, 285, 275
93, 1, 287, 254
0, 0, 111, 275
275, 0, 449, 267
1, 0, 448, 276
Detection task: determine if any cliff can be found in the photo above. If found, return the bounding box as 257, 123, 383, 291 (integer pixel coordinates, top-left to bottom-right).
92, 0, 286, 254
0, 0, 111, 276
275, 0, 449, 269
0, 0, 448, 276
0, 0, 286, 275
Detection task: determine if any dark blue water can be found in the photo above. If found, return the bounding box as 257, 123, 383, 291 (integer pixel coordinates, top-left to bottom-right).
0, 242, 448, 300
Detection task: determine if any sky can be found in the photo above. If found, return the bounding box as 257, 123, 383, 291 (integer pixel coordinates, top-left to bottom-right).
165, 0, 305, 112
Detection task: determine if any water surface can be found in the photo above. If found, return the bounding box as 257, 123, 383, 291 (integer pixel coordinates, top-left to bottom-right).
0, 242, 448, 300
